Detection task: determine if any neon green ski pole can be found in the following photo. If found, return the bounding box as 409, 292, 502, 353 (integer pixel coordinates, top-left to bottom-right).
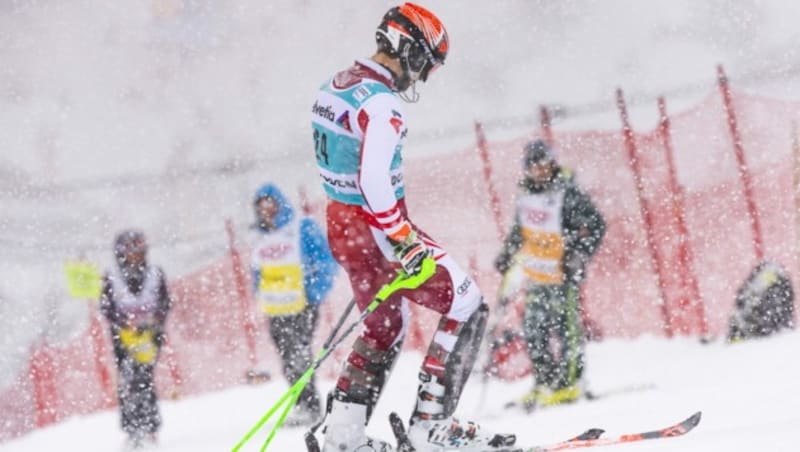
232, 257, 436, 452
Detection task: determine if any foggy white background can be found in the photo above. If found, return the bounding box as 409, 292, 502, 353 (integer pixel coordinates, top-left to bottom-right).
2, 0, 800, 397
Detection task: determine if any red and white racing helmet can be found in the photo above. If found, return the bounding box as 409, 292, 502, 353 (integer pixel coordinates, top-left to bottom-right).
376, 3, 449, 92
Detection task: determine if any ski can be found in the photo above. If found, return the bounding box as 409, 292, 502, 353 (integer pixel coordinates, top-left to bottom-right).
559, 428, 606, 442
523, 411, 702, 451
305, 430, 321, 452
388, 413, 599, 452
389, 412, 415, 451
326, 410, 699, 452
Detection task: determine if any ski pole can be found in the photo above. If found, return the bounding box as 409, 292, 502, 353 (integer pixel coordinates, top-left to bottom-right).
312, 297, 358, 376
233, 302, 356, 452
247, 258, 436, 452
232, 257, 436, 452
301, 299, 357, 439
247, 296, 357, 386
475, 267, 517, 413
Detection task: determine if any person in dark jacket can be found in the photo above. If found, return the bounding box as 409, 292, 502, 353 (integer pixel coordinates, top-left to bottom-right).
494, 139, 606, 410
100, 230, 171, 449
249, 183, 337, 426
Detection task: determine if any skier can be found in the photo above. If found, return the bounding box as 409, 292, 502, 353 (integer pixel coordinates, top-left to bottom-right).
100, 230, 172, 449
249, 182, 337, 426
494, 140, 605, 410
310, 3, 516, 451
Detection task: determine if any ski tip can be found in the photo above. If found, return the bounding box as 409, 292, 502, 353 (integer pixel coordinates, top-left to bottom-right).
389, 412, 416, 452
687, 411, 702, 427
389, 412, 408, 437
304, 430, 321, 452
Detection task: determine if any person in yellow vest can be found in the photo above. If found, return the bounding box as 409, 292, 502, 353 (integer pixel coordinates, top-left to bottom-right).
494, 139, 606, 411
100, 230, 172, 450
249, 183, 337, 427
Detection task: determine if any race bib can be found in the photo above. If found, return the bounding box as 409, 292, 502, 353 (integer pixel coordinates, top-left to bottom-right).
520, 230, 565, 285
257, 264, 307, 316
119, 328, 158, 364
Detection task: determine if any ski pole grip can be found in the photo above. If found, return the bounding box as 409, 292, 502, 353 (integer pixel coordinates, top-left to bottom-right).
371, 257, 436, 309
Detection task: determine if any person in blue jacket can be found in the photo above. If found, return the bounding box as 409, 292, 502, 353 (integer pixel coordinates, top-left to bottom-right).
249, 183, 337, 426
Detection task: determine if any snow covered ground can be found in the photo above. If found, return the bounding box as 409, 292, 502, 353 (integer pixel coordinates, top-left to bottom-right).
5, 331, 799, 452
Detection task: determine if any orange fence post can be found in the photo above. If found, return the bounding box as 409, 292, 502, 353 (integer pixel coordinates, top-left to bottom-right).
225, 219, 260, 369
657, 96, 708, 336
717, 65, 765, 262
29, 344, 57, 428
616, 88, 673, 337
161, 336, 184, 398
88, 308, 115, 407
474, 121, 506, 242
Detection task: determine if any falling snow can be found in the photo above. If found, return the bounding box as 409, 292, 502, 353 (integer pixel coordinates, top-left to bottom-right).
2, 1, 800, 451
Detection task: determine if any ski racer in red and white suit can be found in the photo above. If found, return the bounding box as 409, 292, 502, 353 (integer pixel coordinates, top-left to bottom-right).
318, 60, 484, 350
310, 4, 516, 451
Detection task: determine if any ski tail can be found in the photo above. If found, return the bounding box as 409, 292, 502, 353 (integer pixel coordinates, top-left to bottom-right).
305, 430, 321, 452
389, 412, 415, 452
528, 411, 701, 451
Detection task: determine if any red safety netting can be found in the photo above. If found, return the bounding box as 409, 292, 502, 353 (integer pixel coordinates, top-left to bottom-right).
0, 245, 358, 442
2, 87, 799, 442
667, 92, 800, 334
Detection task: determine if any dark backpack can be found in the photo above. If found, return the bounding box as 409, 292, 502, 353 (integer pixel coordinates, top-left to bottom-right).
727, 261, 795, 342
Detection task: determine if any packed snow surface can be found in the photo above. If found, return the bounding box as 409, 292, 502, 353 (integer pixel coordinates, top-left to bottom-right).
5, 332, 799, 451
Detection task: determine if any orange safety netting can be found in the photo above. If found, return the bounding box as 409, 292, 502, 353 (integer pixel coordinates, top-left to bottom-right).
2, 87, 798, 442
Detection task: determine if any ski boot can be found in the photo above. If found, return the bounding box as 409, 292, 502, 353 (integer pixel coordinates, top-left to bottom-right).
124, 431, 157, 451
541, 385, 581, 406
318, 394, 393, 452
285, 404, 322, 428
406, 374, 516, 451
520, 384, 581, 412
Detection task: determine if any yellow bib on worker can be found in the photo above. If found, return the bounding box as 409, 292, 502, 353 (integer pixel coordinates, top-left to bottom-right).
250, 218, 307, 317
515, 189, 566, 285
118, 328, 158, 364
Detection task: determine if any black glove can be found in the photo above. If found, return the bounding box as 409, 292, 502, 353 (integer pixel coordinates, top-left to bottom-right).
392, 231, 431, 275
494, 253, 512, 275
564, 252, 589, 283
